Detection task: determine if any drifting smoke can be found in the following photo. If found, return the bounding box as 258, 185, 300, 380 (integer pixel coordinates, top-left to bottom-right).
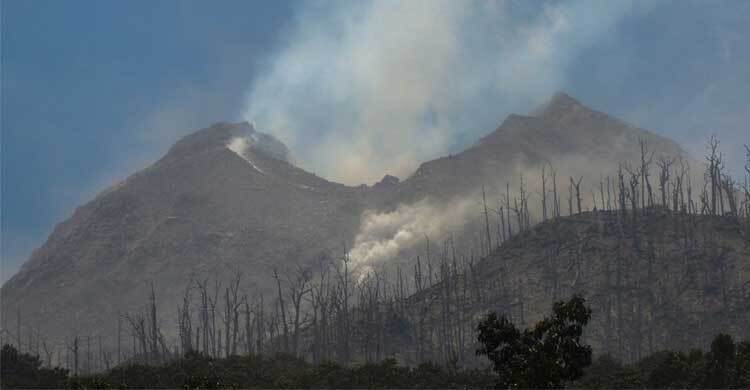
243, 0, 640, 185
347, 198, 475, 277
227, 136, 265, 174
227, 136, 250, 156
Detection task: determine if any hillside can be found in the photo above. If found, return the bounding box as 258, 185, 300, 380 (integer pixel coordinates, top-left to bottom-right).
396, 209, 750, 365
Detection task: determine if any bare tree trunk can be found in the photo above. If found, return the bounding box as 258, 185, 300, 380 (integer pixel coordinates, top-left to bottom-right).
117, 311, 121, 366
73, 336, 79, 376
272, 268, 290, 354
16, 307, 21, 352
639, 138, 654, 211
707, 135, 720, 215
482, 186, 492, 254
288, 265, 311, 357
506, 182, 513, 237
149, 282, 159, 362
541, 165, 548, 220
257, 294, 264, 355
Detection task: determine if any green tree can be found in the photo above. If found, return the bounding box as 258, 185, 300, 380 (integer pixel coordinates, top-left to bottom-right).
0, 344, 68, 389
705, 333, 736, 388
735, 341, 750, 388
476, 295, 593, 389
647, 349, 706, 388
576, 354, 640, 389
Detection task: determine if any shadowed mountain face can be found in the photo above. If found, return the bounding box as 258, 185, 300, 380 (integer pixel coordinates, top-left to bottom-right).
0, 93, 699, 352
1, 122, 367, 346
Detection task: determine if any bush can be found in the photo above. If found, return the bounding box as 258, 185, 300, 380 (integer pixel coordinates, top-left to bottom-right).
1, 344, 68, 389
476, 295, 593, 389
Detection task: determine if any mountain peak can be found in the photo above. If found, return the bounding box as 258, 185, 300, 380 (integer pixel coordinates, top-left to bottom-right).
165, 121, 290, 163
531, 91, 586, 120
373, 174, 400, 189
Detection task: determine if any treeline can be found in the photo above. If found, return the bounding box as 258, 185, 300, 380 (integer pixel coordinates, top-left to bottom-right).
577, 333, 750, 389
3, 138, 749, 373
1, 344, 497, 389
3, 320, 750, 388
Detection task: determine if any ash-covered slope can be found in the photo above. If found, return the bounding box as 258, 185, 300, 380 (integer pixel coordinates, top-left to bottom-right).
403, 210, 750, 364
1, 122, 367, 347
391, 92, 691, 204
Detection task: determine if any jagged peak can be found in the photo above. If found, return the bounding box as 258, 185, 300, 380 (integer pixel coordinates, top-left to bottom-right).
373, 174, 400, 188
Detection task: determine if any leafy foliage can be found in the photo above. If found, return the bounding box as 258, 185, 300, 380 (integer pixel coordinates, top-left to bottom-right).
5, 331, 750, 388
476, 295, 593, 388
7, 351, 495, 389
575, 333, 750, 389
1, 344, 68, 389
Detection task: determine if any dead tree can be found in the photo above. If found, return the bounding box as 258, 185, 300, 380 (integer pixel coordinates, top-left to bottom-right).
722, 174, 738, 217
497, 202, 506, 244
540, 165, 548, 221
243, 295, 253, 356
333, 251, 353, 363
67, 336, 80, 376
519, 174, 530, 230
505, 182, 513, 238
255, 294, 265, 355
639, 138, 655, 210
599, 175, 606, 212
310, 258, 332, 363
706, 135, 720, 215
570, 176, 583, 214
125, 311, 148, 363
716, 154, 727, 215
550, 164, 560, 217
683, 159, 694, 214
222, 271, 243, 357
195, 278, 220, 356
177, 280, 194, 354
272, 268, 290, 354
85, 336, 91, 374
482, 186, 493, 254
287, 265, 312, 357
16, 307, 21, 353
117, 311, 121, 366
147, 282, 162, 362
657, 156, 675, 209
196, 279, 210, 355
41, 339, 53, 368
617, 165, 628, 216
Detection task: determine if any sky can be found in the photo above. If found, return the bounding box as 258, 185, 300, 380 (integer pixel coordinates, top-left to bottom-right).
2, 0, 749, 282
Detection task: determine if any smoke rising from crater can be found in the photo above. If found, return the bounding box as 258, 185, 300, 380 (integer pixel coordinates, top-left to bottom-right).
242, 0, 641, 185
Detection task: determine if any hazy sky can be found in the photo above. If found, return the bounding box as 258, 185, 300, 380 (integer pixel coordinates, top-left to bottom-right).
2, 0, 749, 282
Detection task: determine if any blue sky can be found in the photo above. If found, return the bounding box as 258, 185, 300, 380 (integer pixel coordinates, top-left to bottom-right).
2, 0, 749, 282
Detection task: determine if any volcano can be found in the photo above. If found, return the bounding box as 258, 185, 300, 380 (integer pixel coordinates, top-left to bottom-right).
1, 92, 704, 354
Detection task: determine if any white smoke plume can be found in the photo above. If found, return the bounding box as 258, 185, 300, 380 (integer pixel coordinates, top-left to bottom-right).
227, 136, 265, 173
347, 198, 475, 276
243, 0, 641, 185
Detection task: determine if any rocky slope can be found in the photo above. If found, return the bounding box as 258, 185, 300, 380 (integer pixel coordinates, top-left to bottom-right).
1, 122, 366, 348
